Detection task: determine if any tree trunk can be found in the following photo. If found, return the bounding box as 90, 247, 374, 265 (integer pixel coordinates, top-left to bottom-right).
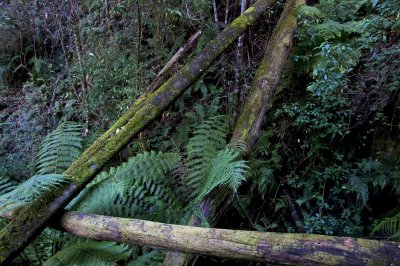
136, 0, 142, 91
5, 210, 399, 265
163, 0, 305, 264
0, 1, 274, 264
225, 0, 231, 25
232, 0, 303, 151
233, 0, 248, 120
213, 0, 219, 24
72, 23, 87, 94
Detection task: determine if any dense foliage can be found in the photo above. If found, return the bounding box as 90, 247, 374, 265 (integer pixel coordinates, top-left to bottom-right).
0, 0, 399, 264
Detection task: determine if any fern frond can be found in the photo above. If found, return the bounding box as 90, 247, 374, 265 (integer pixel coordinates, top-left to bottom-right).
0, 176, 17, 196
372, 212, 400, 241
297, 5, 326, 22
348, 174, 369, 206
195, 148, 248, 201
119, 151, 180, 188
173, 115, 195, 150
36, 122, 83, 175
249, 162, 275, 199
0, 174, 68, 213
72, 151, 182, 219
44, 241, 131, 266
311, 19, 367, 41
23, 228, 64, 265
312, 20, 344, 40
343, 20, 368, 34
185, 116, 230, 194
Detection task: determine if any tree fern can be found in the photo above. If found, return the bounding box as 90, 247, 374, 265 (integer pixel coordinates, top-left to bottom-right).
53, 151, 183, 265
36, 122, 83, 175
183, 116, 248, 200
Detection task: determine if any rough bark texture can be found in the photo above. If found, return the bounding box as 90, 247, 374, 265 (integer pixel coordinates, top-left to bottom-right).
232, 0, 302, 152
43, 211, 400, 264
0, 1, 274, 264
163, 0, 304, 264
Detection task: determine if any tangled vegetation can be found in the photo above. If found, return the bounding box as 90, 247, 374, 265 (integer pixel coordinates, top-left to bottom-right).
0, 0, 399, 264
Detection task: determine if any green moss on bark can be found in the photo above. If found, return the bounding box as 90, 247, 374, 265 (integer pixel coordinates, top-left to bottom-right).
232, 0, 305, 151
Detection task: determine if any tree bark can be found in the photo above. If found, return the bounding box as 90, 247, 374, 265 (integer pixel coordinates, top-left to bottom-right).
213, 0, 219, 24
5, 210, 399, 265
136, 0, 142, 91
225, 0, 231, 25
163, 0, 305, 264
233, 0, 248, 120
0, 1, 274, 264
232, 0, 303, 152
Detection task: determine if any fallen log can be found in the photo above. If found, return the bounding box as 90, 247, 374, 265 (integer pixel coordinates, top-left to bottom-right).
6, 210, 400, 265
0, 1, 275, 264
163, 0, 305, 264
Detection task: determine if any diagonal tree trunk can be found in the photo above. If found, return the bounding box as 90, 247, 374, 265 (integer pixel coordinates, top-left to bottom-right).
232, 0, 305, 151
163, 0, 304, 264
0, 1, 275, 264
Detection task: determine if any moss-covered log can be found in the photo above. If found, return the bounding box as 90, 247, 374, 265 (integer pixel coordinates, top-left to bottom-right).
232, 0, 303, 152
163, 0, 305, 264
45, 211, 400, 264
0, 1, 274, 264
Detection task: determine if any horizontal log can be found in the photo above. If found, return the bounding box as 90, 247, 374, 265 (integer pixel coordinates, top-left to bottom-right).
46, 211, 400, 265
